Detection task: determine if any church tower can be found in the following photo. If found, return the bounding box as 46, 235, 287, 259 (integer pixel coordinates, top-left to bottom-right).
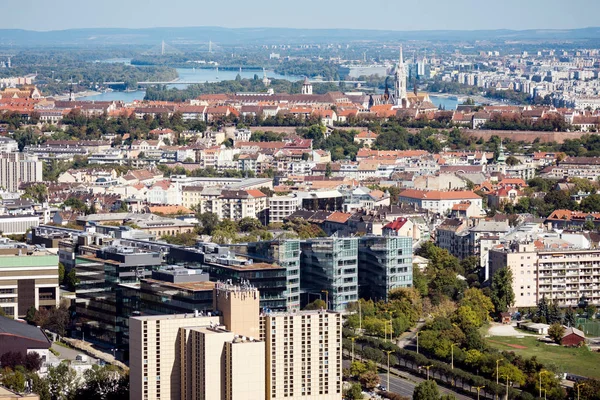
301, 77, 313, 95
394, 46, 408, 108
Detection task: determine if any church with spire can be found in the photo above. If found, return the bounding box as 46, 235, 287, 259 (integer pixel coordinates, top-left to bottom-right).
373, 46, 435, 111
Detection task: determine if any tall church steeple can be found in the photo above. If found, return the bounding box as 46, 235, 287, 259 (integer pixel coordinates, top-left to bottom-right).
394, 45, 408, 108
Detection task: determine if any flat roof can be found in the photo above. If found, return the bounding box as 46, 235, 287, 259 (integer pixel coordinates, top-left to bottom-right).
143, 279, 216, 292
0, 254, 58, 268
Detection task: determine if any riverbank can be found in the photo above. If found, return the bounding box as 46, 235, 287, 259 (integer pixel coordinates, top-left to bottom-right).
53, 90, 100, 101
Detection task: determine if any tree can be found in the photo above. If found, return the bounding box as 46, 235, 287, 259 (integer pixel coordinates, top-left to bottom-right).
459, 287, 494, 326
303, 299, 326, 311
490, 267, 515, 314
344, 383, 363, 400
25, 306, 37, 324
65, 268, 79, 292
58, 263, 65, 285
195, 212, 219, 235
564, 307, 576, 327
47, 363, 78, 400
1, 367, 26, 393
24, 352, 42, 372
325, 162, 332, 178
548, 323, 565, 344
0, 352, 24, 370
413, 380, 440, 400
498, 364, 526, 387
22, 184, 48, 203
76, 365, 129, 400
359, 370, 380, 390
412, 267, 429, 297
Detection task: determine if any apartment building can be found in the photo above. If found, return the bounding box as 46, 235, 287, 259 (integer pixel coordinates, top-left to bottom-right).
490, 242, 600, 308
358, 236, 413, 301
301, 237, 358, 311
268, 195, 300, 223
0, 152, 43, 192
398, 189, 482, 215
489, 242, 539, 308
0, 251, 59, 319
181, 188, 268, 221
129, 282, 341, 400
261, 310, 342, 400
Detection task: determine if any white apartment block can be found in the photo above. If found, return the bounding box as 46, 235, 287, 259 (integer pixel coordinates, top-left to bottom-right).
268, 196, 300, 223
0, 152, 43, 192
490, 243, 600, 308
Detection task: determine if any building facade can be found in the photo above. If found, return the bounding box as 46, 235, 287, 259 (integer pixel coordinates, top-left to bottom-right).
300, 237, 358, 311
0, 152, 43, 192
358, 236, 413, 301
0, 253, 59, 319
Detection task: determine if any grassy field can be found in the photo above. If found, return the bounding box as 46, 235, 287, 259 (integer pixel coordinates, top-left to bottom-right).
486, 336, 600, 379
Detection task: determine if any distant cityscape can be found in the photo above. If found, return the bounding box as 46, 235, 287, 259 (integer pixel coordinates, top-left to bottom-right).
3, 21, 600, 400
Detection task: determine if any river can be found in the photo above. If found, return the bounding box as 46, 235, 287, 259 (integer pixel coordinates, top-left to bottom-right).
82, 59, 302, 102
82, 59, 462, 109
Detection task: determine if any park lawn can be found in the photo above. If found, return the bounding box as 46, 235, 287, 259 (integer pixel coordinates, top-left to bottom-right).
486, 335, 600, 379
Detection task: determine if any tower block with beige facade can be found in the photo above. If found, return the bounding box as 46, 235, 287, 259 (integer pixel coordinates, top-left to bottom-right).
214, 281, 260, 338
129, 283, 342, 400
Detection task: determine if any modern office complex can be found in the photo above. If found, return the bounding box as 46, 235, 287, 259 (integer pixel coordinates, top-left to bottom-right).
170, 244, 288, 310
358, 236, 413, 301
129, 283, 342, 400
229, 239, 302, 311
300, 237, 358, 311
0, 251, 59, 319
74, 245, 162, 345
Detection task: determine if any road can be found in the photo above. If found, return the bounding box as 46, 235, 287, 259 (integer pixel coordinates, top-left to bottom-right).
344, 358, 475, 400
51, 342, 96, 362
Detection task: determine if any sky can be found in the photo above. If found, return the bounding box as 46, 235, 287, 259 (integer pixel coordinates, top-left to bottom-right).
6, 0, 600, 31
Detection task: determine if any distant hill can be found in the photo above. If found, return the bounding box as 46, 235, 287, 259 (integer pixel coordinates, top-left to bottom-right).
1, 26, 600, 46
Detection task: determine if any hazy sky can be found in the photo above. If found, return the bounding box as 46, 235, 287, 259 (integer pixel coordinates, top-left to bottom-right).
6, 0, 600, 31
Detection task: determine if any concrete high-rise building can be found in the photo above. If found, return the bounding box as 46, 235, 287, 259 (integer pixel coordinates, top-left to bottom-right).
0, 152, 42, 192
358, 236, 413, 301
214, 281, 261, 339
261, 310, 342, 400
130, 282, 265, 400
301, 237, 358, 311
129, 283, 342, 400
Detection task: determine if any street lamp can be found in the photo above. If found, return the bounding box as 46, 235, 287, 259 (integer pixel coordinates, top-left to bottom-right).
501, 374, 510, 400
542, 389, 547, 400
451, 343, 460, 370
321, 290, 329, 310
495, 358, 504, 400
350, 337, 356, 362
419, 364, 433, 380
539, 370, 551, 399
388, 319, 393, 343
576, 383, 586, 400
416, 330, 420, 354
474, 385, 485, 400
385, 350, 393, 393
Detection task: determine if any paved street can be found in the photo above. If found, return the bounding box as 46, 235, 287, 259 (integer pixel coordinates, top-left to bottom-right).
344, 357, 475, 400
51, 342, 96, 362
